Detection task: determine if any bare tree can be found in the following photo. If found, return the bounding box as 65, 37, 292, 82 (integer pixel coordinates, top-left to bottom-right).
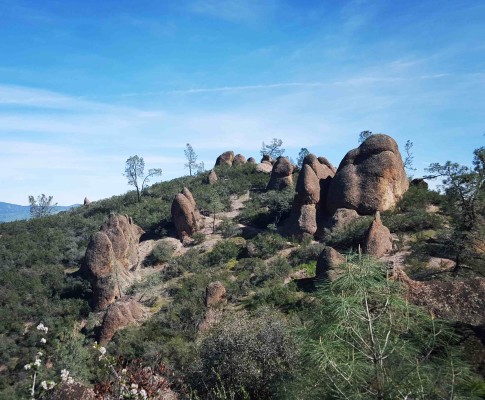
403, 139, 416, 173
28, 194, 57, 218
124, 155, 162, 202
260, 138, 285, 158
358, 130, 373, 143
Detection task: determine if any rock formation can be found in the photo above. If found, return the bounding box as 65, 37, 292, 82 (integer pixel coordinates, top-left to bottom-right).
286, 154, 336, 236
207, 169, 218, 185
323, 208, 360, 232
316, 247, 346, 281
81, 215, 143, 310
255, 161, 273, 174
267, 156, 294, 191
247, 157, 256, 164
327, 134, 409, 215
199, 281, 227, 331
261, 154, 273, 164
363, 211, 393, 258
99, 299, 144, 344
215, 151, 235, 167
83, 197, 91, 206
171, 187, 203, 241
233, 154, 247, 166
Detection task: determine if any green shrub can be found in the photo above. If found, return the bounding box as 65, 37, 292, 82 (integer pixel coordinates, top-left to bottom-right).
247, 232, 287, 259
191, 308, 298, 399
144, 241, 176, 266
325, 216, 373, 251
382, 210, 444, 233
206, 239, 242, 266
289, 242, 326, 267
192, 232, 206, 245
396, 184, 443, 213
218, 217, 242, 238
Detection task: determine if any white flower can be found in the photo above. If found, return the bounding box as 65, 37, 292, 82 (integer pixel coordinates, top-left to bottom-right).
99, 346, 106, 356
40, 338, 47, 344
140, 388, 147, 399
41, 381, 48, 390
36, 323, 45, 331
60, 369, 70, 381
131, 383, 138, 389
121, 368, 127, 374
47, 381, 56, 390
37, 351, 43, 357
67, 376, 74, 385
24, 364, 31, 370
33, 358, 41, 367
131, 388, 138, 395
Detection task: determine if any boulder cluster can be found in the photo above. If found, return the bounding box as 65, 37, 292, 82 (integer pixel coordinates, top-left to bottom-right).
81, 214, 143, 310
215, 151, 248, 167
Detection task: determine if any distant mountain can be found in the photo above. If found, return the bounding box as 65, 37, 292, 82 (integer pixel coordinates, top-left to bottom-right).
0, 202, 79, 222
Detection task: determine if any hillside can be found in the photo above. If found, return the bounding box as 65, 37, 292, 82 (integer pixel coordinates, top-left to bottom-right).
0, 137, 484, 400
0, 202, 79, 223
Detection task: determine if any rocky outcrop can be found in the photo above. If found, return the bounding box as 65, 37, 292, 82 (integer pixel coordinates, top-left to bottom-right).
233, 154, 247, 166
394, 269, 485, 327
286, 154, 336, 236
327, 134, 409, 215
363, 211, 393, 258
255, 161, 273, 174
411, 178, 429, 189
261, 154, 273, 164
99, 299, 144, 344
215, 151, 235, 167
81, 215, 143, 310
171, 187, 203, 241
199, 281, 227, 331
207, 169, 218, 185
83, 197, 91, 206
316, 247, 346, 281
45, 381, 96, 400
247, 157, 256, 164
267, 156, 294, 191
324, 208, 360, 232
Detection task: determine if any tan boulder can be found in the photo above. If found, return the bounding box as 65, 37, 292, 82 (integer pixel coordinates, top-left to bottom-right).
207, 169, 218, 185
171, 187, 203, 241
99, 299, 145, 344
215, 151, 235, 167
255, 161, 273, 174
81, 215, 143, 310
247, 157, 257, 164
233, 154, 247, 166
267, 156, 294, 191
200, 281, 227, 331
316, 247, 346, 281
327, 134, 409, 215
363, 211, 393, 258
324, 208, 360, 232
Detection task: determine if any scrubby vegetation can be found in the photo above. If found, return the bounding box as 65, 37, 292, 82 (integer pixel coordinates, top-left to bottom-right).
1, 149, 484, 399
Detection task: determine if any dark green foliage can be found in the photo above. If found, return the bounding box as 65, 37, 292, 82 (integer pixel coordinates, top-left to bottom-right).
191, 308, 298, 399
382, 210, 444, 233
247, 232, 287, 259
289, 242, 326, 267
205, 239, 243, 266
143, 241, 176, 267
217, 217, 242, 238
325, 216, 373, 251
294, 254, 478, 399
396, 184, 443, 213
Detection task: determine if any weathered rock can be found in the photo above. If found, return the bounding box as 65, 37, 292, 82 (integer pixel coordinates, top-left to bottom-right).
363, 211, 392, 258
316, 247, 346, 281
171, 187, 203, 241
394, 269, 485, 327
99, 299, 144, 344
233, 154, 247, 166
255, 161, 273, 174
247, 157, 256, 164
318, 157, 337, 174
267, 156, 294, 191
207, 169, 218, 185
285, 153, 336, 237
324, 208, 360, 232
215, 151, 235, 167
83, 197, 91, 206
81, 215, 143, 310
200, 281, 227, 331
327, 134, 409, 215
45, 381, 96, 400
205, 281, 227, 308
261, 154, 273, 164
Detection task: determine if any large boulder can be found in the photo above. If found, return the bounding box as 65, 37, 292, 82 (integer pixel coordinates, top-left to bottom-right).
83, 197, 91, 206
215, 151, 235, 167
267, 156, 294, 191
247, 157, 257, 164
285, 154, 336, 237
81, 215, 143, 310
233, 154, 247, 166
323, 208, 360, 232
206, 169, 218, 185
327, 134, 409, 215
316, 247, 346, 281
171, 187, 203, 241
363, 211, 393, 258
255, 161, 273, 174
99, 299, 145, 344
200, 281, 227, 331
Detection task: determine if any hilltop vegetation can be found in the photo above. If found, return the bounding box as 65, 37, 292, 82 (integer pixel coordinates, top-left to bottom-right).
0, 140, 484, 399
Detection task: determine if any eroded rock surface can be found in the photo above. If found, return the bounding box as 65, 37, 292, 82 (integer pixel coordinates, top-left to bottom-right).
207, 169, 218, 185
327, 134, 409, 215
233, 154, 247, 166
267, 156, 294, 191
363, 211, 393, 258
199, 281, 227, 331
316, 247, 346, 281
81, 215, 143, 310
215, 151, 235, 167
99, 299, 144, 344
171, 187, 203, 241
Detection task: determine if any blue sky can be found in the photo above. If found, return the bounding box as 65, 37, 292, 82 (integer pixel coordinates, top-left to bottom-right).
0, 0, 484, 205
